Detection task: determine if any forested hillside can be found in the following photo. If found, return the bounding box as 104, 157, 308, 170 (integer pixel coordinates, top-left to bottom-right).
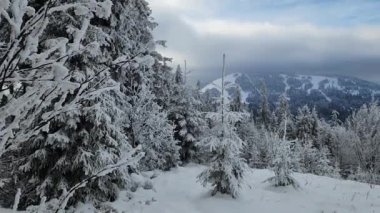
201, 72, 380, 120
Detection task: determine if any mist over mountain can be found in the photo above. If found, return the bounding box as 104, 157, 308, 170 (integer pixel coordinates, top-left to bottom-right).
201, 72, 380, 120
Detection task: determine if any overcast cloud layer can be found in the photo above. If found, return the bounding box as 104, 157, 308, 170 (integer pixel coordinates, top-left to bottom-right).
147, 0, 380, 84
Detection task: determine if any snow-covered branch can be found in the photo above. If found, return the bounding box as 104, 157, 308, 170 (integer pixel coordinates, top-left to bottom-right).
55, 148, 144, 212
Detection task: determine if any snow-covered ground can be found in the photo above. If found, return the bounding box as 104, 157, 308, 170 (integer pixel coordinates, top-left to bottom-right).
114, 165, 380, 213
2, 165, 379, 212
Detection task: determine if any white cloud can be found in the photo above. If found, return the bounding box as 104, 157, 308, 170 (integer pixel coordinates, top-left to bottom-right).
185, 17, 380, 42
147, 0, 380, 83
184, 19, 282, 37
148, 0, 215, 16
179, 17, 380, 63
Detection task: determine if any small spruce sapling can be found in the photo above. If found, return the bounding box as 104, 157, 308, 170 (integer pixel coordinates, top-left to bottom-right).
197, 54, 248, 198
266, 136, 299, 187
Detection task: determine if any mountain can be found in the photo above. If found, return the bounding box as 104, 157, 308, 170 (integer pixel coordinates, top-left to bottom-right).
201, 72, 380, 119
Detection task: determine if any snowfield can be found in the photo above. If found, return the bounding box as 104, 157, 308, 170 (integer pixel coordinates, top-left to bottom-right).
1, 165, 379, 212
113, 165, 380, 213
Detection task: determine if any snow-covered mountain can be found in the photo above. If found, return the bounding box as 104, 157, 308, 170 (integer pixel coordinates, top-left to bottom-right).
201, 72, 380, 119
201, 73, 254, 104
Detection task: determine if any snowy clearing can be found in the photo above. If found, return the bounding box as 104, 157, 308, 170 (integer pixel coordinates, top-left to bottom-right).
112, 165, 380, 213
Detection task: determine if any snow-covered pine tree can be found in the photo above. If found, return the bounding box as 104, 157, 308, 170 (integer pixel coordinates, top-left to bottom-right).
295, 105, 320, 144
273, 95, 294, 140
230, 88, 244, 112
311, 106, 321, 143
107, 0, 181, 172
238, 111, 274, 169
316, 119, 336, 154
150, 55, 204, 165
325, 126, 360, 176
175, 65, 184, 84
265, 99, 298, 186
330, 110, 342, 127
331, 161, 341, 179
193, 80, 204, 112
124, 84, 180, 171
197, 54, 248, 198
314, 110, 343, 170
296, 140, 334, 176
151, 54, 174, 109
266, 136, 298, 187
201, 90, 218, 112
0, 0, 120, 208
197, 110, 248, 198
346, 102, 380, 176
159, 65, 206, 163
237, 121, 260, 168
315, 146, 335, 176
0, 0, 161, 209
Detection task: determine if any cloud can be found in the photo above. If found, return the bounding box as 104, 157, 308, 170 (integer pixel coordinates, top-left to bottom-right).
147, 0, 380, 83
185, 18, 380, 61
148, 0, 222, 17
149, 0, 201, 12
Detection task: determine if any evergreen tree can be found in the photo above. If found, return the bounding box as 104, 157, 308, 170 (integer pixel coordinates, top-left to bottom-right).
331, 110, 342, 127
237, 121, 260, 168
266, 137, 298, 187
327, 126, 360, 175
163, 65, 206, 163
295, 105, 320, 144
151, 55, 174, 109
266, 104, 298, 187
149, 53, 206, 164
125, 85, 180, 171
197, 110, 248, 198
311, 107, 321, 144
274, 95, 294, 140
314, 146, 334, 176
109, 0, 181, 171
0, 0, 163, 209
296, 140, 334, 175
201, 90, 218, 112
193, 80, 204, 111
197, 54, 248, 198
347, 102, 380, 175
175, 65, 184, 84
230, 88, 244, 112
259, 81, 271, 129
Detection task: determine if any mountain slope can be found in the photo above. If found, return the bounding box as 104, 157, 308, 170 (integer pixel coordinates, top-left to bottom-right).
201, 73, 254, 104
201, 73, 380, 119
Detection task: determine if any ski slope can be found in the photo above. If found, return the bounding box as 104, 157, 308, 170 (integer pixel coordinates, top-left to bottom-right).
200, 73, 252, 104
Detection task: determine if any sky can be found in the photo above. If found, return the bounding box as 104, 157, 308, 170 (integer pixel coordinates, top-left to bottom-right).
146, 0, 380, 84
